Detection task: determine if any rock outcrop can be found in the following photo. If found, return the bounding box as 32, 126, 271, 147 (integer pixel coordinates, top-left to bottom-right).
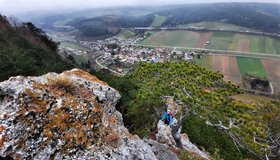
156, 98, 210, 160
0, 69, 157, 159
0, 69, 211, 160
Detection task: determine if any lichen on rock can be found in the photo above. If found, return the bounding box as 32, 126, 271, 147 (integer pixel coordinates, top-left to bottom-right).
0, 69, 156, 159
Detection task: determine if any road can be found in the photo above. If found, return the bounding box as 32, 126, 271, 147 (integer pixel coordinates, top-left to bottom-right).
132, 27, 280, 40
133, 44, 280, 60
95, 56, 126, 76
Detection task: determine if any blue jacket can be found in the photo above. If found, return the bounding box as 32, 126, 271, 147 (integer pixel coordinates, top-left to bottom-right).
161, 112, 173, 126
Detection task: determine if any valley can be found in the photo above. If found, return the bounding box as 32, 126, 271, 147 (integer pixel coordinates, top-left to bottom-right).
1, 2, 280, 160
53, 27, 280, 96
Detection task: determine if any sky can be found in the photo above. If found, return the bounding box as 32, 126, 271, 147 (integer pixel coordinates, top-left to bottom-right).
0, 0, 279, 16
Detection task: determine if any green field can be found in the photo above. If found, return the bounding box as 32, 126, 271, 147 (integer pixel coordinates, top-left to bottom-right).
118, 29, 135, 40
73, 55, 89, 65
193, 55, 212, 69
151, 16, 167, 27
140, 31, 199, 48
205, 32, 280, 54
60, 41, 89, 51
139, 31, 280, 55
178, 22, 257, 32
236, 57, 268, 78
205, 32, 234, 50
263, 36, 280, 54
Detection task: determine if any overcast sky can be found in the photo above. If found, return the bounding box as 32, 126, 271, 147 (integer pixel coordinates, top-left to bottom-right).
0, 0, 279, 16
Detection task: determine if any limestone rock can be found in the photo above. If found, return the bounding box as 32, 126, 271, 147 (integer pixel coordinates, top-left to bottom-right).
156, 97, 210, 160
145, 139, 179, 160
0, 69, 157, 160
181, 134, 210, 159
156, 120, 177, 146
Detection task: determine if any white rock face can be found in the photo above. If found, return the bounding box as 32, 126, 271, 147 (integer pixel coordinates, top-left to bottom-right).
156, 120, 176, 146
145, 139, 179, 160
156, 98, 210, 160
181, 134, 209, 159
0, 69, 157, 160
0, 69, 211, 160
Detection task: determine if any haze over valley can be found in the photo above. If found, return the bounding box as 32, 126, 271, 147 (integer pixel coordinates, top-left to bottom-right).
0, 1, 280, 160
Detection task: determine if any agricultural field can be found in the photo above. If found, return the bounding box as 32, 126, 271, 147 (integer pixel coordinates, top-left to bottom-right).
73, 55, 89, 65
177, 22, 258, 32
236, 57, 268, 78
150, 15, 167, 27
194, 55, 280, 93
206, 33, 280, 54
139, 31, 280, 54
118, 29, 135, 40
211, 55, 242, 85
195, 32, 213, 48
262, 59, 280, 93
60, 41, 89, 51
193, 55, 212, 69
205, 32, 235, 50
194, 55, 241, 84
140, 31, 212, 48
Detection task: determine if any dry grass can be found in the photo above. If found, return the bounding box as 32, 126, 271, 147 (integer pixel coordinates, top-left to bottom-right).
48, 75, 78, 95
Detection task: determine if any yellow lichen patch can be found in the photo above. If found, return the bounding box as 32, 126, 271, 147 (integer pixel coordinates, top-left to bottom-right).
0, 125, 5, 133
64, 69, 108, 86
14, 153, 22, 160
108, 116, 118, 125
24, 89, 40, 98
14, 73, 117, 155
19, 89, 49, 116
93, 100, 104, 113
32, 82, 47, 90
0, 136, 7, 148
80, 88, 95, 100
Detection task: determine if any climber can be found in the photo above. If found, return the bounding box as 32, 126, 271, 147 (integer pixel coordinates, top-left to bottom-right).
161, 109, 173, 127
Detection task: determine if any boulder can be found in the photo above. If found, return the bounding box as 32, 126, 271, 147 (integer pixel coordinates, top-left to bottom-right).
145, 139, 179, 160
0, 69, 157, 159
156, 97, 210, 160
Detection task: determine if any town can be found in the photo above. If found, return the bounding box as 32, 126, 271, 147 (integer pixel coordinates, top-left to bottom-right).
58, 35, 203, 75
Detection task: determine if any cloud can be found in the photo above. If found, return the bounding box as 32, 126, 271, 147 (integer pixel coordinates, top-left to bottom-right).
0, 0, 279, 16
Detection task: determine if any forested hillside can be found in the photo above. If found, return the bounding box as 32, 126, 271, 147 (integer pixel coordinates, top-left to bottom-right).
0, 15, 73, 81
67, 15, 154, 38
92, 62, 280, 160
156, 3, 280, 33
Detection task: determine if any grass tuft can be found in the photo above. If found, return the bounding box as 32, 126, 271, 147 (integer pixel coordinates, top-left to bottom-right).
48, 75, 78, 95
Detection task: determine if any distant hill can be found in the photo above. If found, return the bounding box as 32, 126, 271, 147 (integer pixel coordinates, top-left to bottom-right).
155, 3, 280, 33
0, 15, 73, 81
66, 15, 154, 39
27, 3, 280, 39
21, 6, 170, 29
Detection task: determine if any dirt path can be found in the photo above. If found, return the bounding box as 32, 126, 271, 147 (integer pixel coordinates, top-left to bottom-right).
210, 55, 241, 85
262, 59, 280, 93
236, 39, 250, 52
195, 32, 212, 48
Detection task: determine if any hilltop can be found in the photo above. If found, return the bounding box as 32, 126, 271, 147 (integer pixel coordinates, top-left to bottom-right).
0, 15, 73, 81
30, 3, 280, 39
92, 62, 280, 160
156, 3, 280, 33
0, 3, 279, 159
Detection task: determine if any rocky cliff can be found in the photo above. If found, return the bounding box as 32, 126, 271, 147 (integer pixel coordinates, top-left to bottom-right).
0, 69, 209, 159
0, 69, 158, 159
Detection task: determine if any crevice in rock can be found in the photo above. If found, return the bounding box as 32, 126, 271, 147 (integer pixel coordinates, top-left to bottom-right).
171, 115, 186, 148
0, 156, 14, 160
